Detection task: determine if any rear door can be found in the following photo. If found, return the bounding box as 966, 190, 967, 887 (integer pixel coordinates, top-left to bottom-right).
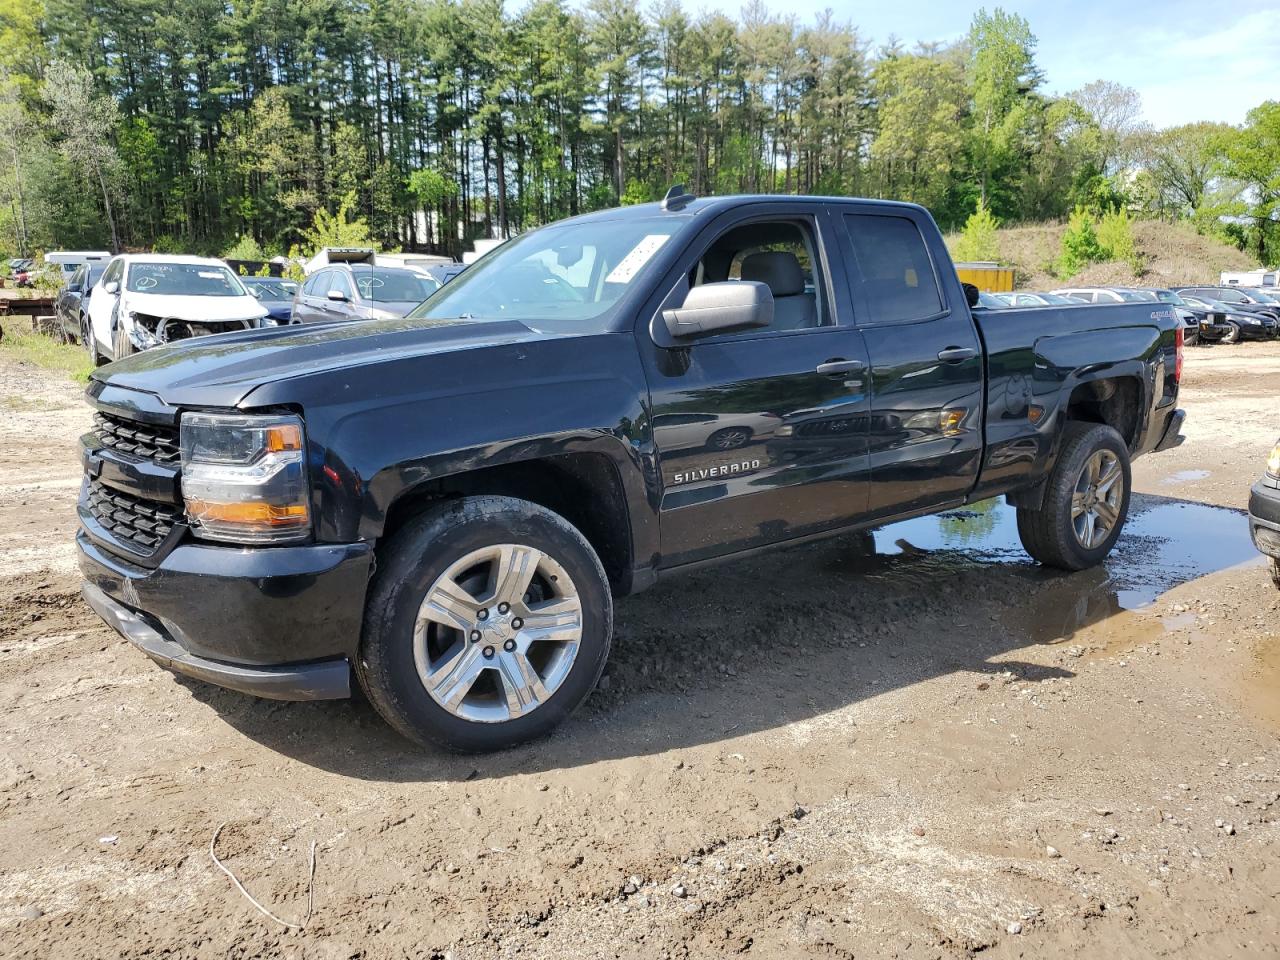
642, 205, 872, 567
837, 209, 984, 518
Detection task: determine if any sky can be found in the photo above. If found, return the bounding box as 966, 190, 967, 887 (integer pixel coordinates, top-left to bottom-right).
691, 0, 1275, 129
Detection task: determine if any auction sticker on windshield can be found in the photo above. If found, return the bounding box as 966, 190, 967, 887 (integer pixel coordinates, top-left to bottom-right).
606, 234, 670, 284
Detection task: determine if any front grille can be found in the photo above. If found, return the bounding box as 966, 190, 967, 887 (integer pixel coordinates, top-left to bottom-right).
86, 479, 182, 553
94, 412, 180, 465
796, 418, 858, 437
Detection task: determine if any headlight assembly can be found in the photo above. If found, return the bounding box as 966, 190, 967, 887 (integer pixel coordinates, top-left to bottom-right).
1267, 441, 1280, 480
180, 412, 310, 543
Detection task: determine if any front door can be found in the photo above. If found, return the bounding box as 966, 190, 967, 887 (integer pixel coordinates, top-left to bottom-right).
643, 209, 872, 567
837, 210, 984, 518
88, 257, 124, 356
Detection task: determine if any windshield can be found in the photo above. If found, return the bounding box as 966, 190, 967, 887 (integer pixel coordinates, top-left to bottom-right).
1152, 290, 1186, 305
409, 216, 684, 331
1115, 290, 1148, 302
1244, 288, 1279, 304
244, 279, 299, 300
127, 262, 246, 297
351, 268, 438, 303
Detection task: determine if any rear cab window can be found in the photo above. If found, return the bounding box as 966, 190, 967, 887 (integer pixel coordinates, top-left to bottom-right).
843, 214, 943, 324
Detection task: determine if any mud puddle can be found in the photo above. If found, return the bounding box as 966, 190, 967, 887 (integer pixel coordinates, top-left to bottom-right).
1162, 468, 1211, 483
849, 495, 1263, 646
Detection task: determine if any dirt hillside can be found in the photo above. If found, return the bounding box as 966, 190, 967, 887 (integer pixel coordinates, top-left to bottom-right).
978, 220, 1261, 291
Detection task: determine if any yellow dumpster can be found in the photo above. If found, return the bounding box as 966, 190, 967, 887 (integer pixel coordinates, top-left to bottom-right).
955, 261, 1014, 293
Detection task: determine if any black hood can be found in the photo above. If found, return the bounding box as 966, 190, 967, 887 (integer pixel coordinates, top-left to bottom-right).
91, 316, 547, 409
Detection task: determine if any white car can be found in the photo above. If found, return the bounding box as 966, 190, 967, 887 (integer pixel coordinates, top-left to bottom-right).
1049, 287, 1149, 304
86, 254, 268, 365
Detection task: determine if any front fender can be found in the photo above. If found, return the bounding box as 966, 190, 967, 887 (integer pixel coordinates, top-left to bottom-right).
239, 332, 657, 568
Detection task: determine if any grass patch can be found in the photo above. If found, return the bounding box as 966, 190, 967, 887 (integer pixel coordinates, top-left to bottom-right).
0, 327, 94, 383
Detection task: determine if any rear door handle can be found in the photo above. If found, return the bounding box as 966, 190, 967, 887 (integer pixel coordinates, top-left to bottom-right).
937, 346, 977, 362
815, 358, 866, 377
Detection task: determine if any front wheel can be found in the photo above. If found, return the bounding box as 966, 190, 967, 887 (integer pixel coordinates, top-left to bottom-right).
1016, 422, 1131, 570
84, 316, 108, 367
1270, 558, 1280, 590
1222, 322, 1241, 344
358, 496, 612, 751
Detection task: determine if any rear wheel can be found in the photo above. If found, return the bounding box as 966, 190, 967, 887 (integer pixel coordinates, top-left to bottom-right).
1016, 422, 1131, 570
358, 496, 612, 751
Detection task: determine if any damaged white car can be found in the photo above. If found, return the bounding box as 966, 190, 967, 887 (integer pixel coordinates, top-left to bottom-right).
85, 254, 268, 365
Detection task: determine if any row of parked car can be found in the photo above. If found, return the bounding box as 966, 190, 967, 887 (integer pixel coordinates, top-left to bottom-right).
55, 252, 465, 364
976, 284, 1280, 345
51, 247, 1280, 364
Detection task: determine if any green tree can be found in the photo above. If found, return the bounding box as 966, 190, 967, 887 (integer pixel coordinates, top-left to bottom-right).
1221, 101, 1280, 263
951, 198, 1001, 262
870, 52, 966, 211
966, 8, 1040, 210
301, 192, 374, 252
1054, 206, 1105, 278
41, 59, 123, 251
1144, 122, 1232, 218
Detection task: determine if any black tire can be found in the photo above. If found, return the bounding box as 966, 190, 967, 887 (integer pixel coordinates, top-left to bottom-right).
1016, 422, 1131, 571
1222, 322, 1241, 344
84, 316, 108, 367
1270, 558, 1280, 591
358, 495, 612, 751
112, 321, 135, 361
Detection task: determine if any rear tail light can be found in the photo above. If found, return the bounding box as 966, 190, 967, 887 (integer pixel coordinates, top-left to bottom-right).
1175, 325, 1184, 382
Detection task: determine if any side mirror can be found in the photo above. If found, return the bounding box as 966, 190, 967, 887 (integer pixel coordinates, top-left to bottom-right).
104, 280, 119, 295
961, 282, 980, 308
663, 281, 774, 338
326, 289, 349, 303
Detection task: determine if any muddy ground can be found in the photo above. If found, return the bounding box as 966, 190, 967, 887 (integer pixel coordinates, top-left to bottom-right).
0, 342, 1277, 959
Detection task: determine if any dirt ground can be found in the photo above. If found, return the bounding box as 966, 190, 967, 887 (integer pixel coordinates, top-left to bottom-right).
1, 341, 1277, 959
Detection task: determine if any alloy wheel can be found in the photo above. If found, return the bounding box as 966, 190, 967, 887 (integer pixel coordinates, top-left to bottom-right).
413, 543, 582, 723
1071, 449, 1124, 550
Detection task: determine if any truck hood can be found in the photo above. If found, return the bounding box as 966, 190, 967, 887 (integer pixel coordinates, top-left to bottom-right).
123, 290, 268, 322
90, 316, 548, 408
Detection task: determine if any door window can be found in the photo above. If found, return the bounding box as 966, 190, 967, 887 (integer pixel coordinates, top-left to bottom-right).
329, 270, 354, 300
303, 270, 327, 296
689, 219, 827, 331
844, 215, 943, 324
101, 258, 123, 287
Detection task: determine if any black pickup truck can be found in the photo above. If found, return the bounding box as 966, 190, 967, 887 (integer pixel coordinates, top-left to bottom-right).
77, 192, 1185, 750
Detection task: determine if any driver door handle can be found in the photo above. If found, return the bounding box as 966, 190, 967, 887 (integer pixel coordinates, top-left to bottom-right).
937, 346, 977, 362
815, 358, 866, 377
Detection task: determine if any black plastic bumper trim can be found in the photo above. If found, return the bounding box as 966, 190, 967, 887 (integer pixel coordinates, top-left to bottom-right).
82, 582, 351, 700
1153, 408, 1185, 452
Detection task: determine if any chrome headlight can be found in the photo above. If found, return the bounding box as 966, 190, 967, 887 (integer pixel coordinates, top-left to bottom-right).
179, 412, 310, 543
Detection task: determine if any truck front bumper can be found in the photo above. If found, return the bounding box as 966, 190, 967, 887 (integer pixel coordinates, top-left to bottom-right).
1249, 478, 1280, 561
78, 532, 373, 700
